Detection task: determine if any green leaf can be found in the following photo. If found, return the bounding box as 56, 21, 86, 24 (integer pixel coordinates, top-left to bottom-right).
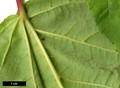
0, 0, 120, 88
87, 0, 120, 51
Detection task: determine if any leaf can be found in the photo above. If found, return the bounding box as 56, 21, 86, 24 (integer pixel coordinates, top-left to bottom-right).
0, 0, 120, 88
87, 0, 120, 51
0, 15, 44, 88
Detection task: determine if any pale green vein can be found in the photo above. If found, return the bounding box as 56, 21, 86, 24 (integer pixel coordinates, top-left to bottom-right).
25, 20, 64, 88
98, 8, 109, 22
22, 20, 39, 88
62, 78, 112, 88
29, 2, 83, 18
36, 29, 118, 54
84, 30, 99, 41
0, 18, 19, 71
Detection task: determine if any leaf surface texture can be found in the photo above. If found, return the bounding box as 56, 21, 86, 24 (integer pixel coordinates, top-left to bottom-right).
0, 0, 120, 88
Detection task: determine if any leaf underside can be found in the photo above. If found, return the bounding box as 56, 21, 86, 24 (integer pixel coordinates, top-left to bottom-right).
0, 0, 120, 88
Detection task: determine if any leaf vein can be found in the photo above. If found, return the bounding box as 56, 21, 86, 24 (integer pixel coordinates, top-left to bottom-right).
29, 2, 83, 18
36, 29, 118, 54
0, 19, 19, 71
62, 78, 112, 88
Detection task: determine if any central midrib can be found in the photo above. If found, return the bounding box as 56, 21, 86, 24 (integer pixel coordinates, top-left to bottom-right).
25, 20, 64, 88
